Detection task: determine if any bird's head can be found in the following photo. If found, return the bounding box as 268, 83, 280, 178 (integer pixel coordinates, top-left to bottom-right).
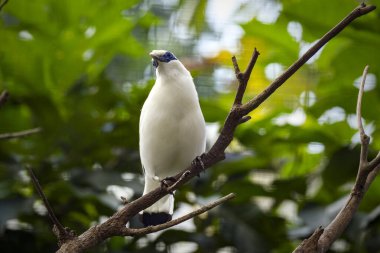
149, 50, 178, 68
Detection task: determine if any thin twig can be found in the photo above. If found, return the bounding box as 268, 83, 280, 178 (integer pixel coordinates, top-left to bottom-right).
233, 48, 259, 106
122, 193, 235, 236
357, 65, 370, 164
0, 127, 42, 140
364, 164, 380, 192
167, 170, 191, 193
0, 90, 9, 108
368, 151, 380, 171
231, 56, 241, 77
244, 48, 260, 81
0, 0, 8, 11
238, 115, 251, 125
27, 167, 67, 237
357, 66, 368, 139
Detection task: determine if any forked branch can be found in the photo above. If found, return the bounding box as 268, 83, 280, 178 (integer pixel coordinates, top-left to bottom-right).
294, 65, 380, 252
233, 48, 260, 106
316, 65, 380, 252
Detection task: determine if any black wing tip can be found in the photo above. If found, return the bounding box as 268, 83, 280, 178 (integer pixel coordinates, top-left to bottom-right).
140, 212, 172, 227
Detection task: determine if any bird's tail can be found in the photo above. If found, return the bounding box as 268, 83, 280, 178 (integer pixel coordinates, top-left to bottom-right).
141, 175, 174, 226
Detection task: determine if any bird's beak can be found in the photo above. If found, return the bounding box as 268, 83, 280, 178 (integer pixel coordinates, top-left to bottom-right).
150, 52, 160, 68
149, 52, 159, 60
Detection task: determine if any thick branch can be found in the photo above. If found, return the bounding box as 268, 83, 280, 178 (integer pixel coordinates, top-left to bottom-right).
0, 127, 42, 140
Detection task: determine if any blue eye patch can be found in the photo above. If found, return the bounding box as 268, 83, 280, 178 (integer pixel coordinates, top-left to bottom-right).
160, 52, 177, 62
151, 51, 178, 68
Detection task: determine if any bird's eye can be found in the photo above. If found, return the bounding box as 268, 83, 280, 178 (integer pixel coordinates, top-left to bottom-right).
159, 51, 177, 63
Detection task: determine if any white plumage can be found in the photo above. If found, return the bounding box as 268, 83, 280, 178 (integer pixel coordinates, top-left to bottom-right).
139, 50, 206, 226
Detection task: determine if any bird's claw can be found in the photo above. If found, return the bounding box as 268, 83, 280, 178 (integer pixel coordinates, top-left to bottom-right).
192, 155, 206, 177
120, 196, 128, 205
161, 177, 177, 195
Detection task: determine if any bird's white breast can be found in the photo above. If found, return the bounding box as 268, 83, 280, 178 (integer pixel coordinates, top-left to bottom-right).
139, 63, 206, 179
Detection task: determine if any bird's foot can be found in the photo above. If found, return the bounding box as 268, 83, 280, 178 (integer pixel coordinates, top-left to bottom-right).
120, 196, 129, 205
160, 177, 177, 194
192, 154, 206, 177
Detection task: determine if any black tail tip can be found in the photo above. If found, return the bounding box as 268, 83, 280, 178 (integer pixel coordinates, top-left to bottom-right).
140, 212, 172, 227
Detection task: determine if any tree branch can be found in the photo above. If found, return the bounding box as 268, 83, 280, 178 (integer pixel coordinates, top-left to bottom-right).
357, 65, 370, 163
233, 48, 260, 106
167, 170, 191, 193
121, 193, 235, 236
0, 91, 42, 140
240, 4, 376, 115
28, 167, 76, 245
293, 64, 380, 252
316, 64, 379, 252
0, 90, 9, 108
0, 127, 42, 140
37, 4, 374, 253
364, 164, 380, 191
357, 66, 368, 139
293, 227, 324, 253
0, 0, 9, 12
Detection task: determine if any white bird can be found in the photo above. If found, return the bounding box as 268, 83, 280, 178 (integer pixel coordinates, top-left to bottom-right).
139, 50, 206, 226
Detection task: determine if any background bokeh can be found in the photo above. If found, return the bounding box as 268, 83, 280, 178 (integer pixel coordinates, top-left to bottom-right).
1, 0, 380, 252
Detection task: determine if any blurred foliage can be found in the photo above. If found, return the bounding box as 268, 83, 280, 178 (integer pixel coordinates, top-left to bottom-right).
0, 0, 380, 252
